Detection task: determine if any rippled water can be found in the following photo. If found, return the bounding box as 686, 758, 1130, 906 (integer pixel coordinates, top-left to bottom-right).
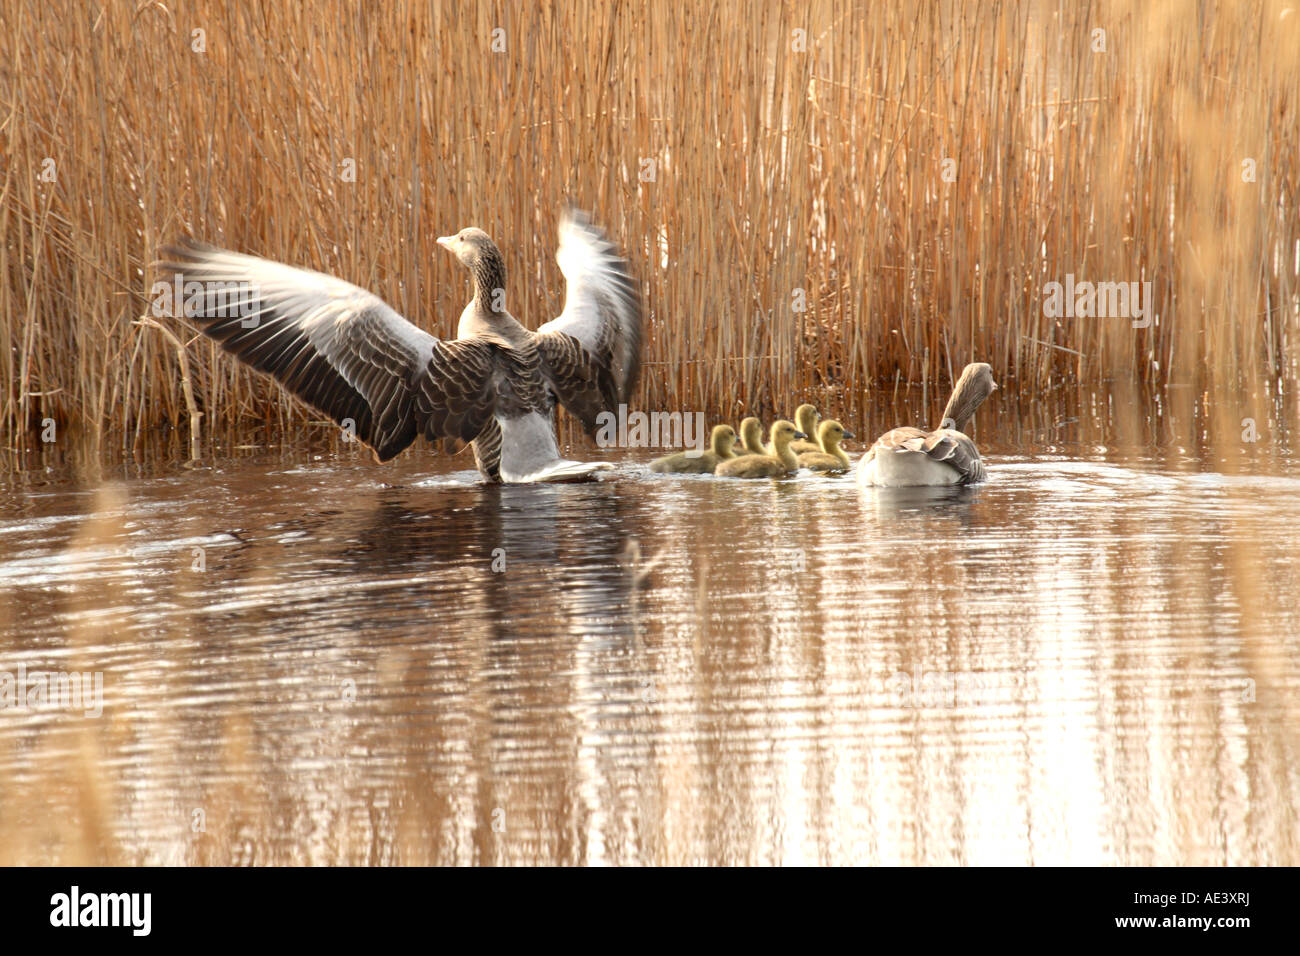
2, 397, 1299, 865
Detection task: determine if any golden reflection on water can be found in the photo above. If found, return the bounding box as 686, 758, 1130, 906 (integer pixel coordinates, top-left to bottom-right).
1, 392, 1298, 864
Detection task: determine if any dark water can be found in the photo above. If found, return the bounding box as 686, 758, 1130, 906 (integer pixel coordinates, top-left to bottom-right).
2, 399, 1299, 864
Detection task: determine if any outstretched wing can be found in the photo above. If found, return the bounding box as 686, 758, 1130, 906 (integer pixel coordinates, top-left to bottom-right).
536, 208, 642, 419
156, 239, 498, 461
533, 331, 614, 433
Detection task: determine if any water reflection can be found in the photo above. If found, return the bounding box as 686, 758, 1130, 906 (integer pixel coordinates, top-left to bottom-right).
1, 398, 1299, 865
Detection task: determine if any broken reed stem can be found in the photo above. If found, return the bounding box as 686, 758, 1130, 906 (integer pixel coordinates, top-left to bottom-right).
134, 318, 201, 461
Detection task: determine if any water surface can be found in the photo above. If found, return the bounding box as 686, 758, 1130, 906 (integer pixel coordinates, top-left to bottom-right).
2, 397, 1298, 865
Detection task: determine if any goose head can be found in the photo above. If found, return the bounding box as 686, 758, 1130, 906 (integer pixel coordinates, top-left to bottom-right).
816, 419, 854, 451
738, 416, 764, 452
436, 227, 497, 267
437, 227, 508, 310
709, 424, 738, 457
794, 403, 820, 438
940, 363, 997, 433
768, 419, 806, 451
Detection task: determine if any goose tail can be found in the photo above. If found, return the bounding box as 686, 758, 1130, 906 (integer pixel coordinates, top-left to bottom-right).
517, 459, 614, 483
496, 411, 615, 483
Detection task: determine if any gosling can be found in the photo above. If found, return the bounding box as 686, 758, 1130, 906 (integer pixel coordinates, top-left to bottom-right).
731, 417, 766, 456
715, 420, 805, 478
764, 404, 821, 456
797, 420, 855, 473
788, 404, 824, 456
650, 424, 739, 474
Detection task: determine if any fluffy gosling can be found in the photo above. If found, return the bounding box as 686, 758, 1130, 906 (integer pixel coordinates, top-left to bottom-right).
715, 420, 805, 478
789, 404, 824, 456
797, 420, 854, 473
651, 424, 739, 474
731, 417, 766, 456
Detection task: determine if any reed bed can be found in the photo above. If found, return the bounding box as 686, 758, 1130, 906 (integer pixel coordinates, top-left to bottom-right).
1, 0, 1297, 450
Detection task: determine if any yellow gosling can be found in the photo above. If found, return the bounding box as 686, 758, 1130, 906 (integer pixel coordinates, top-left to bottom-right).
789, 404, 824, 455
765, 403, 820, 455
731, 416, 766, 456
715, 420, 805, 478
650, 424, 739, 474
797, 420, 855, 473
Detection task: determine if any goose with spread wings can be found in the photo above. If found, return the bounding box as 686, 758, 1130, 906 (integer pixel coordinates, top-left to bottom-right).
157, 209, 641, 483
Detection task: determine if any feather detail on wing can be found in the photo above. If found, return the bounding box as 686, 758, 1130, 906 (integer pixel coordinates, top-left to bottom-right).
534, 331, 616, 433
470, 417, 503, 483
917, 429, 986, 483
536, 208, 642, 409
867, 426, 985, 484
156, 239, 499, 461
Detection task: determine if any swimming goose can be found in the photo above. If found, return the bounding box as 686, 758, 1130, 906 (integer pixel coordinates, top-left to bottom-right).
857, 363, 997, 487
157, 209, 641, 483
650, 424, 738, 474
788, 404, 824, 456
797, 420, 854, 472
715, 420, 805, 478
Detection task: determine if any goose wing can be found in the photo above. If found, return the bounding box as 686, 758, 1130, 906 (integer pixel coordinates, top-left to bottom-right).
533, 331, 614, 432
469, 417, 503, 483
862, 427, 924, 467
536, 209, 642, 425
156, 239, 498, 461
866, 426, 984, 483
918, 429, 985, 483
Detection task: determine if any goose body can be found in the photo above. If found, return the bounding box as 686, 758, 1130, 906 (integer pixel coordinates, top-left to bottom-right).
857, 363, 996, 487
715, 420, 805, 478
797, 420, 854, 472
158, 210, 641, 484
650, 424, 738, 474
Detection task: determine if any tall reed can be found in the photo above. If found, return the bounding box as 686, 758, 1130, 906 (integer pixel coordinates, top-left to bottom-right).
2, 0, 1296, 447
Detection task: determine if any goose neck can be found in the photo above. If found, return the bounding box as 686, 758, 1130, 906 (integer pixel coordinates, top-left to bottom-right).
940, 386, 975, 433
471, 254, 508, 314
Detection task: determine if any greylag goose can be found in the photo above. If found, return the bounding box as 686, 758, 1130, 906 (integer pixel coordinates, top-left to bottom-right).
715, 420, 805, 478
788, 404, 823, 455
797, 420, 854, 473
650, 424, 738, 474
856, 363, 996, 486
157, 209, 641, 483
731, 417, 766, 456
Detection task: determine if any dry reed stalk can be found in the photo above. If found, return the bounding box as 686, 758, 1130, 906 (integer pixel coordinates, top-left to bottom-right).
0, 0, 1295, 451
134, 317, 202, 460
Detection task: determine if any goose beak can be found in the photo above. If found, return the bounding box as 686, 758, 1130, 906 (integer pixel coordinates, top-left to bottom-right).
436, 235, 455, 250
842, 430, 856, 439
793, 431, 807, 440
